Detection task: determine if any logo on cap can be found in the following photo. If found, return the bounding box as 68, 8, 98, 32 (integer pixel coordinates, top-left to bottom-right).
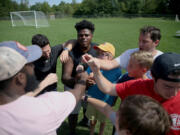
174, 63, 180, 67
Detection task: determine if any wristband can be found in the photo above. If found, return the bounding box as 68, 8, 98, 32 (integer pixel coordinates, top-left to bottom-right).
77, 80, 86, 86
84, 95, 88, 102
63, 47, 69, 51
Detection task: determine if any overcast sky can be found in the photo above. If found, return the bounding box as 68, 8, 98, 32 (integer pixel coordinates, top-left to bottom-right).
14, 0, 82, 6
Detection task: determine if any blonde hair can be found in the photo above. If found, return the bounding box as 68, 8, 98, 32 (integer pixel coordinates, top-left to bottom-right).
130, 51, 153, 70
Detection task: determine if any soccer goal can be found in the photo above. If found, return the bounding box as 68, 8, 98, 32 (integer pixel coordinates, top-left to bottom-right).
10, 11, 49, 28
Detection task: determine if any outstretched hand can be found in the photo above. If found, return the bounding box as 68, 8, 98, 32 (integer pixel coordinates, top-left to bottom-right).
82, 54, 100, 74
87, 75, 96, 87
81, 54, 92, 63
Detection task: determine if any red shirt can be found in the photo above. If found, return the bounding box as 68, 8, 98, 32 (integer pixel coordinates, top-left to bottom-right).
116, 79, 180, 135
163, 93, 180, 135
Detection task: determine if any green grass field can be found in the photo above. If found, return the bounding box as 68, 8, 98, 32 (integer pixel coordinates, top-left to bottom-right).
0, 17, 180, 135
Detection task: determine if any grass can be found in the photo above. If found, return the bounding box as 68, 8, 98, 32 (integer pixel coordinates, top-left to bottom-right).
0, 17, 180, 134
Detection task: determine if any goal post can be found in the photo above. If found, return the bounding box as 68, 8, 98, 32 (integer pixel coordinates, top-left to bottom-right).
10, 11, 49, 28
175, 14, 179, 22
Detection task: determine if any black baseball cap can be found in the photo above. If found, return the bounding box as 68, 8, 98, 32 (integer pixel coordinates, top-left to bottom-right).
151, 52, 180, 82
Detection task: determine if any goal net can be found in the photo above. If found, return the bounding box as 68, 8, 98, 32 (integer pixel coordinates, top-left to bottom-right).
10, 11, 49, 28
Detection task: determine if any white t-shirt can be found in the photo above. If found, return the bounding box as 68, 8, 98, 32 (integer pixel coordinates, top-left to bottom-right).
0, 91, 76, 135
115, 48, 163, 78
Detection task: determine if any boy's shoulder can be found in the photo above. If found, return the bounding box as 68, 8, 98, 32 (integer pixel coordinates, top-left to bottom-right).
117, 73, 134, 83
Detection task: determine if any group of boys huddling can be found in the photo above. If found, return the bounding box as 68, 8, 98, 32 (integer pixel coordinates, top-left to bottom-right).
0, 20, 179, 135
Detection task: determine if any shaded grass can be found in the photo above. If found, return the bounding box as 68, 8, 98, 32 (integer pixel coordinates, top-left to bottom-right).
0, 17, 179, 134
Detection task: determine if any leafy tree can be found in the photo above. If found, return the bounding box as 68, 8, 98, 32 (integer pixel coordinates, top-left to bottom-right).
118, 0, 142, 14
0, 0, 20, 17
0, 0, 179, 18
30, 2, 51, 14
19, 0, 29, 11
155, 0, 169, 14
73, 0, 118, 16
168, 0, 180, 16
143, 0, 157, 13
30, 3, 42, 11
53, 2, 74, 16
42, 2, 52, 13
73, 0, 98, 16
128, 0, 141, 13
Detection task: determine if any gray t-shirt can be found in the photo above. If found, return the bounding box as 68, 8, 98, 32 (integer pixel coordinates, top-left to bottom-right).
109, 112, 118, 135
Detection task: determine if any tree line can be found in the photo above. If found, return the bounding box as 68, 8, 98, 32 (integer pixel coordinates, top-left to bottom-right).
0, 0, 179, 18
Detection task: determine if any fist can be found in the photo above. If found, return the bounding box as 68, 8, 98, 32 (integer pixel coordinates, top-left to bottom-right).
76, 71, 88, 81
76, 64, 84, 73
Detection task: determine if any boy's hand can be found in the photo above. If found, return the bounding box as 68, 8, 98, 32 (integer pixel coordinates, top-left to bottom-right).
76, 71, 88, 82
82, 54, 100, 73
76, 64, 84, 73
60, 49, 69, 63
26, 73, 58, 97
87, 77, 96, 87
42, 73, 58, 88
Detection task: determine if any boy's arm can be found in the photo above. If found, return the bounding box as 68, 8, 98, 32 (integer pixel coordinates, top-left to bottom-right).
98, 58, 120, 70
60, 39, 77, 63
26, 73, 58, 96
82, 54, 118, 96
93, 70, 117, 96
61, 57, 76, 88
85, 96, 115, 119
69, 71, 88, 103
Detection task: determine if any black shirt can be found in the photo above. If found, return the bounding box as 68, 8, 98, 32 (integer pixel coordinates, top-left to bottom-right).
34, 44, 63, 92
69, 42, 98, 78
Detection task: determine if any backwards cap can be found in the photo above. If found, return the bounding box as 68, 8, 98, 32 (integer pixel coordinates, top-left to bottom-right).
151, 52, 180, 82
0, 41, 42, 81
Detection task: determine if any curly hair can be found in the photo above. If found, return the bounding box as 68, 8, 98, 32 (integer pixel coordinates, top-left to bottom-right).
75, 20, 95, 33
32, 34, 50, 48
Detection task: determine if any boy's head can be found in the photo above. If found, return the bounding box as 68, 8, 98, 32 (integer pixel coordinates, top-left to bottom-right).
75, 20, 95, 34
0, 41, 42, 93
116, 95, 171, 135
151, 52, 180, 99
139, 26, 161, 52
75, 20, 95, 49
93, 42, 115, 60
127, 51, 153, 78
32, 34, 51, 59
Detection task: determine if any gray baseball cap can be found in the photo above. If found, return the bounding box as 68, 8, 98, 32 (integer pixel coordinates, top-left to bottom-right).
0, 41, 42, 81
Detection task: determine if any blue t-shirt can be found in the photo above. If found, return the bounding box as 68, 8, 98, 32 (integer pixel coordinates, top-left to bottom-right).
116, 72, 134, 83
87, 67, 121, 106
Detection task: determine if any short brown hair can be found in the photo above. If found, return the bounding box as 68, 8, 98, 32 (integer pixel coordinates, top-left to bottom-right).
140, 26, 161, 42
130, 51, 153, 70
118, 95, 171, 135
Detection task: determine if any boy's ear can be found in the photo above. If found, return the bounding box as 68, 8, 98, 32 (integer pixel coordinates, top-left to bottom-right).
154, 40, 160, 47
141, 67, 148, 73
14, 72, 26, 87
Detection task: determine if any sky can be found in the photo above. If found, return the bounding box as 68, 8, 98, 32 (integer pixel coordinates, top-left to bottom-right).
14, 0, 83, 6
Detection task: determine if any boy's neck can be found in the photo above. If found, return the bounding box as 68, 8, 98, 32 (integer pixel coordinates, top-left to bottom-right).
152, 50, 158, 57
135, 74, 148, 80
